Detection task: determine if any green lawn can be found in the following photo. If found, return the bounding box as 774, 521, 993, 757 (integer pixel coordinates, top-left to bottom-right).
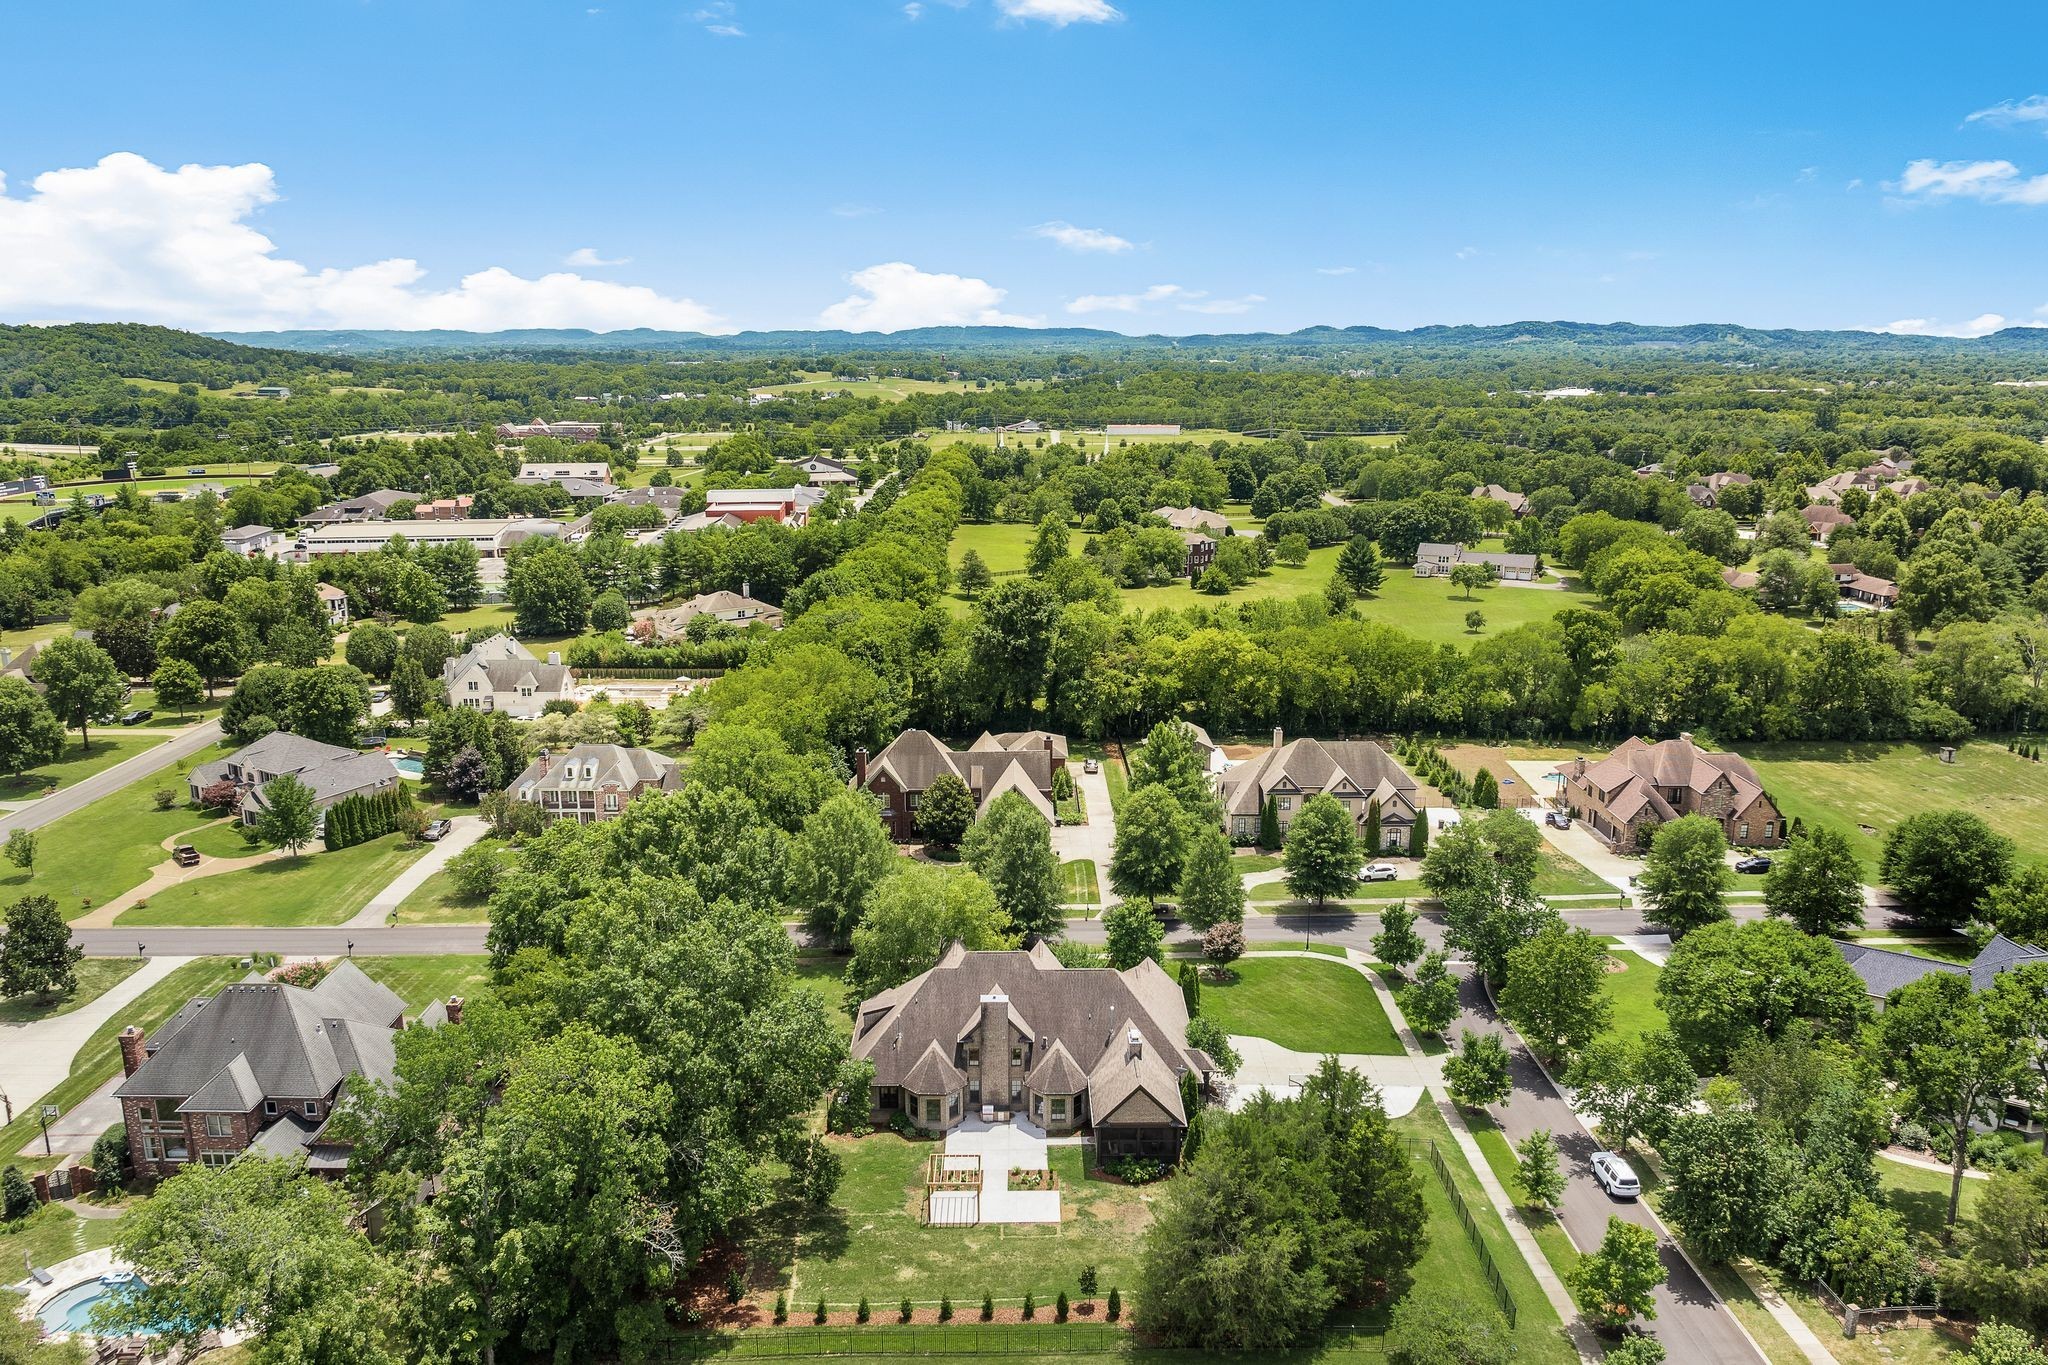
0, 957, 144, 1024
183, 816, 264, 858
355, 954, 492, 1013
1251, 878, 1426, 903
1057, 859, 1100, 906
1748, 739, 2048, 876
0, 1203, 124, 1271
1231, 853, 1284, 874
1597, 949, 1668, 1044
792, 956, 852, 1040
1391, 1103, 1574, 1362
119, 833, 428, 926
0, 731, 167, 801
1531, 847, 1614, 898
1, 957, 248, 1165
1200, 956, 1401, 1055
2, 746, 236, 919
394, 865, 491, 924
1878, 1153, 1985, 1246
755, 1134, 1152, 1307
950, 522, 1042, 575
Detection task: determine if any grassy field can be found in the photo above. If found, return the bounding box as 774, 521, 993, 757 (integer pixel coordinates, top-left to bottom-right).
1390, 1103, 1574, 1362
1597, 949, 1668, 1044
1532, 847, 1617, 898
118, 833, 428, 926
3, 746, 236, 920
1231, 853, 1285, 875
0, 1202, 124, 1271
0, 731, 169, 801
0, 957, 144, 1024
355, 954, 491, 1012
1747, 739, 2048, 876
756, 1134, 1152, 1307
1057, 859, 1101, 905
950, 522, 1042, 575
394, 865, 491, 923
1199, 956, 1401, 1055
1, 957, 248, 1165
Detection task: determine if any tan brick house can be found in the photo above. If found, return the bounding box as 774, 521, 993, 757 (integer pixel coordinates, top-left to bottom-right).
856, 729, 1063, 841
1217, 728, 1421, 848
1555, 734, 1784, 850
852, 942, 1212, 1158
506, 743, 679, 823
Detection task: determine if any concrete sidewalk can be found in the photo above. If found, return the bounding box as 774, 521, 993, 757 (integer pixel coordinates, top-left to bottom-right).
0, 955, 196, 1116
346, 816, 488, 927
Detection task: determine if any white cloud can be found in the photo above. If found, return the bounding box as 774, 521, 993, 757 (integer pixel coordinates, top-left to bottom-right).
820, 261, 1038, 332
1066, 283, 1195, 314
1881, 313, 2018, 338
1895, 158, 2048, 205
693, 2, 744, 35
903, 1, 924, 15
1966, 95, 2048, 131
0, 152, 728, 332
997, 0, 1122, 24
1316, 265, 1357, 276
565, 247, 629, 267
1454, 245, 1483, 260
1178, 294, 1265, 316
1028, 220, 1134, 253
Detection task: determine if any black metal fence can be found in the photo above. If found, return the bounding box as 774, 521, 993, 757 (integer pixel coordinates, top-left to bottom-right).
1416, 1139, 1518, 1330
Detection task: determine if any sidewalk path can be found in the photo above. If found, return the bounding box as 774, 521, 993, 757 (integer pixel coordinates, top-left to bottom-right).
0, 955, 195, 1115
0, 720, 223, 838
346, 816, 487, 927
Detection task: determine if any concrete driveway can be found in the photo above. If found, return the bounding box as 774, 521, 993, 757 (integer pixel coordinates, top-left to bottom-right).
0, 955, 195, 1117
1224, 1034, 1429, 1117
1051, 760, 1118, 909
345, 815, 488, 928
1507, 759, 1640, 892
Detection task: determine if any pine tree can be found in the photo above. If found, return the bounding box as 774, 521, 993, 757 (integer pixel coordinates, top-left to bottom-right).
1106, 1287, 1121, 1322
1408, 815, 1429, 858
1259, 794, 1281, 850
1364, 798, 1382, 856
981, 1293, 994, 1322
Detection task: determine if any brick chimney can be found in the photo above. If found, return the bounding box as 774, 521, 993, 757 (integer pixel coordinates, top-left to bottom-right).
118, 1025, 147, 1077
1573, 755, 1587, 780
1043, 735, 1054, 753
1272, 725, 1284, 751
445, 996, 464, 1025
854, 747, 869, 785
980, 993, 1008, 1072
536, 748, 551, 777
1678, 732, 1695, 749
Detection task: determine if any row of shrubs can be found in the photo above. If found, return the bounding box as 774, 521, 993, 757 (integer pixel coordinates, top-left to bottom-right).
322, 787, 416, 851
767, 1286, 1122, 1325
1396, 739, 1473, 807
2005, 737, 2046, 762
1893, 1121, 2038, 1172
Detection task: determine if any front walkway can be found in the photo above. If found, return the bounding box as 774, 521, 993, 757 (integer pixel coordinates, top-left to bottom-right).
0, 955, 196, 1115
345, 815, 487, 927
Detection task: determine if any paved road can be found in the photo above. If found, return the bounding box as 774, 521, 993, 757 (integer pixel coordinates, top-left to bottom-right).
0, 719, 224, 837
1453, 971, 1766, 1363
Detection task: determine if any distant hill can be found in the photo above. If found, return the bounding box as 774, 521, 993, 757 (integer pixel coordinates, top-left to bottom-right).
201, 320, 2048, 358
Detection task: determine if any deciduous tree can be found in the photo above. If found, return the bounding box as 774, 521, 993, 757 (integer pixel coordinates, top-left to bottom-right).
1110, 784, 1188, 905
1444, 1030, 1513, 1108
1101, 900, 1164, 969
789, 790, 900, 946
1567, 1029, 1698, 1152
914, 772, 976, 848
1569, 1216, 1664, 1332
0, 894, 82, 1001
963, 789, 1062, 940
257, 773, 319, 856
1880, 809, 2016, 929
1763, 826, 1865, 938
1372, 902, 1425, 975
1283, 792, 1359, 907
1399, 952, 1460, 1038
1176, 826, 1245, 931
31, 635, 126, 751
1656, 919, 1869, 1070
847, 864, 1018, 998
0, 675, 64, 775
1637, 813, 1733, 937
1516, 1130, 1565, 1210
1498, 924, 1611, 1059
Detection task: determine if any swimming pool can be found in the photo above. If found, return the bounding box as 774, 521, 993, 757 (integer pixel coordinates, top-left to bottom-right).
35, 1274, 159, 1336
391, 756, 423, 778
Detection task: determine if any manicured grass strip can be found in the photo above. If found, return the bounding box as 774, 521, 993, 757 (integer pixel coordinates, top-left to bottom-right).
0, 731, 167, 801
792, 956, 852, 1040
0, 957, 144, 1024
1464, 1111, 1580, 1280
1251, 877, 1426, 903
1391, 1103, 1574, 1362
1057, 859, 1100, 905
1, 957, 248, 1165
119, 833, 428, 926
1596, 949, 1668, 1045
5, 745, 236, 920
0, 1203, 124, 1271
1530, 847, 1613, 898
394, 866, 491, 924
1244, 943, 1349, 958
1231, 853, 1284, 875
354, 954, 492, 1013
1200, 956, 1401, 1055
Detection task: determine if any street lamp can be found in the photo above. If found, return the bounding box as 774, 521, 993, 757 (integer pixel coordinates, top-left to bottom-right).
38, 1105, 58, 1157
346, 939, 354, 958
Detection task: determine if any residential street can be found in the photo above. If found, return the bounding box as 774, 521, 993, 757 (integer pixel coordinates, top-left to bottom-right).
0, 719, 224, 838
1453, 971, 1767, 1364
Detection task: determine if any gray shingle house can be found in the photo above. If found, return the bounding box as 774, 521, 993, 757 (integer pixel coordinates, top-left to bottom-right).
856, 729, 1064, 841
507, 743, 679, 822
852, 943, 1212, 1157
1217, 728, 1420, 848
187, 731, 399, 828
112, 961, 448, 1178
441, 635, 572, 719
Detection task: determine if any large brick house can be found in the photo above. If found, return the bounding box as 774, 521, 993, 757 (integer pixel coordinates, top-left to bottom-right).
506, 743, 679, 823
852, 942, 1212, 1157
1555, 734, 1784, 849
113, 962, 454, 1179
1217, 728, 1420, 848
441, 635, 572, 719
856, 729, 1063, 841
186, 731, 400, 829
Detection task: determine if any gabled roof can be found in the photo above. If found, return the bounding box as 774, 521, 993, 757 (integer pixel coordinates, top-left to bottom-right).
864, 729, 1062, 811
510, 743, 679, 797
1560, 736, 1769, 823
1025, 1039, 1089, 1094
178, 1054, 263, 1115
1218, 737, 1418, 818
901, 1040, 966, 1095
1153, 505, 1233, 535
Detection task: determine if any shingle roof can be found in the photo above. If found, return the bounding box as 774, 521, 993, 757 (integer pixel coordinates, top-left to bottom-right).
1154, 505, 1233, 534
1833, 934, 2047, 998
1559, 736, 1769, 824
901, 1040, 966, 1095
1218, 737, 1418, 818
509, 743, 678, 796
865, 729, 1062, 815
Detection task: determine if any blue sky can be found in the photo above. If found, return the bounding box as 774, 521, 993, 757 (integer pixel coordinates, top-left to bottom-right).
5, 0, 2048, 336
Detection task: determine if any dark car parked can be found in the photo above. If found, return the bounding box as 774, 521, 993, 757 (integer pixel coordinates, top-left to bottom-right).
119, 708, 154, 725
1734, 854, 1773, 874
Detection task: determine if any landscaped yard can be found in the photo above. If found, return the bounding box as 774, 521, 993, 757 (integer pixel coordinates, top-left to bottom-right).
1231, 852, 1284, 875
0, 957, 143, 1024
1531, 846, 1615, 898
118, 833, 428, 926
1057, 859, 1100, 906
3, 746, 237, 920
1199, 956, 1401, 1055
792, 956, 852, 1041
949, 522, 1042, 575
1748, 739, 2048, 876
394, 865, 491, 923
1596, 948, 1668, 1044
0, 731, 167, 801
355, 954, 492, 1013
1878, 1153, 1985, 1246
0, 1202, 124, 1271
753, 1134, 1153, 1307
1, 957, 248, 1167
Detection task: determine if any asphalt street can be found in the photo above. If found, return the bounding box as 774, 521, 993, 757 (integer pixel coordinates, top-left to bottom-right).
0, 719, 224, 838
